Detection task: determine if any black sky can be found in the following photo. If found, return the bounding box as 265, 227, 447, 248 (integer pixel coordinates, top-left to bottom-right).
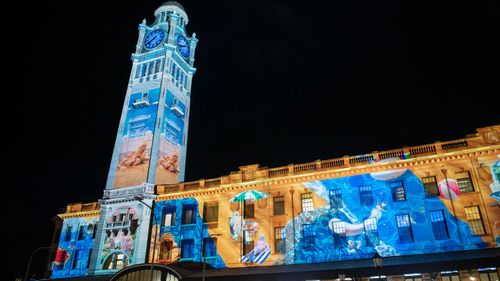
13, 0, 500, 279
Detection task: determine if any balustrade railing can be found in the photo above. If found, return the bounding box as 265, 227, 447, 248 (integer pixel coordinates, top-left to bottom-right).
155, 131, 496, 196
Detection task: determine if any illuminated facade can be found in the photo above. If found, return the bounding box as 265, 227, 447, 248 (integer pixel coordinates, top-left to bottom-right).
150, 125, 500, 269
48, 2, 500, 280
53, 1, 198, 277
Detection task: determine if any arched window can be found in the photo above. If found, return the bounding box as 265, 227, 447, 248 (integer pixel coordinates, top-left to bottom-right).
103, 252, 128, 270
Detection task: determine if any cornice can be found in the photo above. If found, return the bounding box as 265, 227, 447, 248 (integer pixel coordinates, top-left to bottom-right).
58, 210, 100, 219
156, 145, 500, 202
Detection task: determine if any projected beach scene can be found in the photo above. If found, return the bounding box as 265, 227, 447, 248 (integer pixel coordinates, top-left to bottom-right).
155, 91, 186, 184
113, 89, 160, 188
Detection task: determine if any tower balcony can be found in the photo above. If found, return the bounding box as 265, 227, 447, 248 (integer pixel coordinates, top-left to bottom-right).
170, 104, 184, 118
105, 220, 131, 229
132, 97, 150, 109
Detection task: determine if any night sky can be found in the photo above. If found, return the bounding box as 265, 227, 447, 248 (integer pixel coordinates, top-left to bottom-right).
13, 0, 500, 279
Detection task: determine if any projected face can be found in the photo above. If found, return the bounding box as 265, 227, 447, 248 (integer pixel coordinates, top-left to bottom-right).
177, 35, 190, 58
144, 30, 165, 49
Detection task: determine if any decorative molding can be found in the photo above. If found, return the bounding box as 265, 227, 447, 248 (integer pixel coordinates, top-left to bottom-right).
156, 145, 500, 201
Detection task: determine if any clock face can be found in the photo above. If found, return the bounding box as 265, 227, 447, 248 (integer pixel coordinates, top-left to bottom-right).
144, 30, 165, 49
177, 35, 190, 58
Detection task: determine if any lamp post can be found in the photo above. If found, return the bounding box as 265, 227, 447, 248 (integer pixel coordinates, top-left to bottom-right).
202, 233, 221, 281
440, 167, 463, 244
134, 195, 158, 281
24, 246, 50, 281
372, 252, 382, 281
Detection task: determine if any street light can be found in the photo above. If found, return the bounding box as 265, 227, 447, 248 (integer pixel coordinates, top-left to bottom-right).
372, 252, 382, 281
202, 233, 221, 281
134, 195, 158, 281
24, 246, 50, 281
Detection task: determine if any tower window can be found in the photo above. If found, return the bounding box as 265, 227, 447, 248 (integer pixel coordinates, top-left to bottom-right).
396, 214, 414, 243
273, 196, 285, 215
429, 210, 449, 240
329, 189, 342, 209
464, 205, 486, 235
391, 180, 406, 201
359, 185, 374, 206
456, 172, 474, 193
301, 193, 313, 212
422, 176, 439, 197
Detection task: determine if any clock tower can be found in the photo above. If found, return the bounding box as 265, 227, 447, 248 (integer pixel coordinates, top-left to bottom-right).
88, 1, 198, 274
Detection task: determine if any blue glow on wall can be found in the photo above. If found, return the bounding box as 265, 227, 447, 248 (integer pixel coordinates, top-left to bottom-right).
153, 198, 226, 268
51, 217, 97, 278
283, 169, 487, 264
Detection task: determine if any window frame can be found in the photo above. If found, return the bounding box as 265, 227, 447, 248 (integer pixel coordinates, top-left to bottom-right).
359, 185, 374, 206
203, 202, 219, 223
422, 176, 440, 197
273, 196, 285, 215
429, 209, 449, 240
396, 213, 414, 243
464, 205, 486, 235
301, 192, 314, 212
391, 180, 407, 201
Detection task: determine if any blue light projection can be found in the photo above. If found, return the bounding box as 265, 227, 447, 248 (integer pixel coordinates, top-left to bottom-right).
51, 217, 98, 278
153, 198, 226, 268
283, 169, 487, 264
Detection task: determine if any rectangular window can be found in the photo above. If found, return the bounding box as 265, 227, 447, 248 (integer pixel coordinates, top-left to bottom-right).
91, 225, 96, 239
78, 225, 86, 240
396, 214, 414, 243
329, 189, 342, 209
64, 225, 72, 242
331, 221, 346, 235
72, 250, 80, 269
429, 210, 449, 240
364, 217, 379, 244
302, 224, 315, 249
274, 227, 285, 254
182, 205, 196, 225
359, 185, 374, 206
301, 193, 314, 212
273, 196, 285, 215
243, 241, 255, 255
203, 238, 217, 257
244, 201, 254, 219
162, 207, 176, 227
457, 172, 474, 193
203, 202, 219, 223
181, 239, 194, 259
391, 181, 406, 201
422, 176, 439, 197
464, 206, 486, 235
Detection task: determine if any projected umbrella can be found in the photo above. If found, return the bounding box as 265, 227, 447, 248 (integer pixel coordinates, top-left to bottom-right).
229, 190, 270, 256
230, 190, 270, 202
